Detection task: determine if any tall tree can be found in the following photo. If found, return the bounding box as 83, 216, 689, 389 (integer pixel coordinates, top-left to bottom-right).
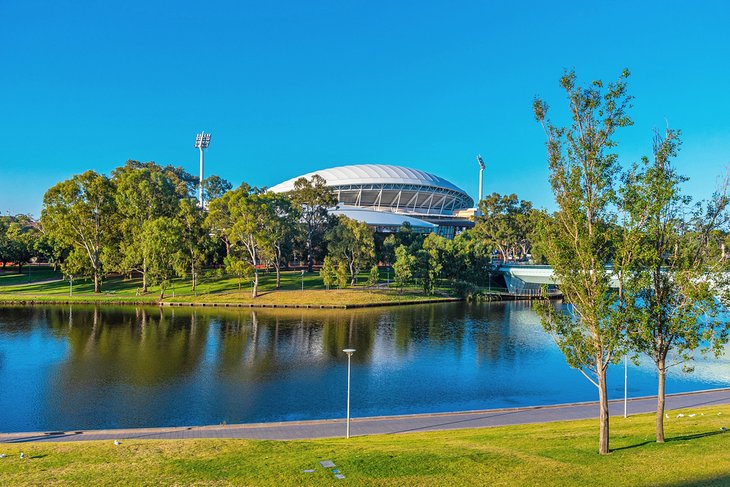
176, 198, 209, 293
210, 186, 277, 298
202, 175, 233, 203
112, 162, 180, 292
533, 69, 633, 455
140, 216, 184, 300
41, 171, 117, 292
621, 128, 730, 442
261, 192, 299, 288
326, 215, 376, 285
393, 245, 415, 292
475, 193, 533, 263
290, 175, 337, 272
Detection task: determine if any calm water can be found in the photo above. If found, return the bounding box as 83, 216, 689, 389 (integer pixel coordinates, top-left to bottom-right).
0, 302, 728, 433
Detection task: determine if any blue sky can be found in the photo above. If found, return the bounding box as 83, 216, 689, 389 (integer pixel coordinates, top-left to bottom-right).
2, 0, 729, 216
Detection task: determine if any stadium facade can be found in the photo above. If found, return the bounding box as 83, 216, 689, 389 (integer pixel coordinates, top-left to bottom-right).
269, 164, 476, 238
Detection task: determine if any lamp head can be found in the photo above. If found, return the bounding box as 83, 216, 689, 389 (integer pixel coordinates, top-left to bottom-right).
195, 131, 212, 149
343, 349, 356, 355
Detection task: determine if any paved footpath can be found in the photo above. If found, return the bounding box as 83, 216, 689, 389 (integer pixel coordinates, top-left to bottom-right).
2, 388, 729, 444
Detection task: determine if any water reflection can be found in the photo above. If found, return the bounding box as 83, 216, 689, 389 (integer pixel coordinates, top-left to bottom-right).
0, 302, 727, 433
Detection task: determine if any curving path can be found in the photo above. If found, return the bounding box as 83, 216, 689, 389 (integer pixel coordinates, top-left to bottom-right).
1, 388, 729, 444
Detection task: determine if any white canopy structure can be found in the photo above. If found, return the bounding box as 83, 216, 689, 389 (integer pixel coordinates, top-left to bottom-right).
270, 164, 474, 217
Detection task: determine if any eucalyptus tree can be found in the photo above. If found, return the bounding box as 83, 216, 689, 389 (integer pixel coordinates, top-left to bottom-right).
112, 161, 180, 291
620, 128, 730, 442
5, 218, 39, 274
320, 256, 336, 290
326, 215, 376, 285
177, 198, 210, 292
475, 193, 533, 262
262, 192, 300, 288
533, 69, 633, 455
140, 216, 184, 300
393, 245, 415, 292
41, 170, 117, 292
290, 175, 337, 272
209, 185, 278, 298
202, 175, 233, 203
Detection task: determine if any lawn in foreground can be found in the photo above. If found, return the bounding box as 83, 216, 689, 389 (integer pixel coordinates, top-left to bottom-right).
1, 405, 729, 486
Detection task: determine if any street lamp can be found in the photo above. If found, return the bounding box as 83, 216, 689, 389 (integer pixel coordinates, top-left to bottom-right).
624, 354, 628, 418
343, 348, 356, 438
194, 131, 212, 207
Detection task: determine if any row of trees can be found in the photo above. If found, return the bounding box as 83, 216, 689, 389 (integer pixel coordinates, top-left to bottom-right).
534, 69, 730, 454
27, 157, 524, 299
0, 214, 41, 271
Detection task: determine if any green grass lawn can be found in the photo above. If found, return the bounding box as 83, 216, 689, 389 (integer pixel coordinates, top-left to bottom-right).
1, 405, 729, 486
0, 266, 455, 307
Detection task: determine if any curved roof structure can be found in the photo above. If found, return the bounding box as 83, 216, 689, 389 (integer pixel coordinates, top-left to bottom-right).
270, 164, 466, 194
270, 164, 473, 216
331, 205, 437, 232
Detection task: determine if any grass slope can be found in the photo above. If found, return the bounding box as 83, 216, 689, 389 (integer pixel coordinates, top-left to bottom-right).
0, 266, 453, 306
1, 405, 729, 486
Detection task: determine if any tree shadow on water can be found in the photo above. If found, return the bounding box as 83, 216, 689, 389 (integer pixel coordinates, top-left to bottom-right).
612, 430, 726, 452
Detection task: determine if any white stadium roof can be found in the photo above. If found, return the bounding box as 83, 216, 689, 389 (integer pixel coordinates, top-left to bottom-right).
269, 164, 467, 195
331, 205, 437, 230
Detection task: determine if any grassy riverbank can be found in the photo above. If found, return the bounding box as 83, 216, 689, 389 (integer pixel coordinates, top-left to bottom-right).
1, 405, 729, 486
0, 266, 456, 307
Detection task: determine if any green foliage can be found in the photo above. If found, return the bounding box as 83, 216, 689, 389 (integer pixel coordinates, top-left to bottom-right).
41, 170, 117, 292
367, 265, 379, 287
393, 245, 415, 292
474, 193, 537, 263
320, 256, 337, 290
326, 215, 376, 285
290, 175, 338, 271
414, 233, 447, 295
202, 175, 233, 202
335, 260, 348, 289
224, 254, 252, 290
140, 216, 184, 299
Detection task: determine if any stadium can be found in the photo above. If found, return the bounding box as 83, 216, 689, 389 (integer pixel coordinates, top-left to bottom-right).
269, 164, 477, 238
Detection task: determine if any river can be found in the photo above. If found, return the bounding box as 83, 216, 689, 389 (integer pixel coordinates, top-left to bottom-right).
0, 302, 728, 433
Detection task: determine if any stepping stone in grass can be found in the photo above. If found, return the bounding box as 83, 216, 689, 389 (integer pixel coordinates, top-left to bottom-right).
335, 474, 346, 479
302, 469, 315, 473
320, 460, 336, 468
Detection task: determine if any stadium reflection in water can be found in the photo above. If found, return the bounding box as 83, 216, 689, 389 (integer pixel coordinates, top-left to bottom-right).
0, 302, 728, 433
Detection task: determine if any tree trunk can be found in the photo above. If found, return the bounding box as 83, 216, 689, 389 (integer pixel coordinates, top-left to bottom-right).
142, 260, 148, 293
93, 271, 101, 293
597, 363, 610, 455
252, 268, 259, 298
275, 263, 281, 289
307, 232, 314, 272
656, 357, 666, 443
191, 261, 196, 292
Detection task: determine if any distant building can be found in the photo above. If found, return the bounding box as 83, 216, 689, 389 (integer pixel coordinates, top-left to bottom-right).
270, 164, 476, 238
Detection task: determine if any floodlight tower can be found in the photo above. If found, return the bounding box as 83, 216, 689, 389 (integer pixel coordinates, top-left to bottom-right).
476, 154, 485, 203
194, 131, 212, 207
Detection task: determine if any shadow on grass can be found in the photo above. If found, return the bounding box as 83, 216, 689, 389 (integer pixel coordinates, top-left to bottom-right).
666, 475, 730, 487
612, 430, 727, 452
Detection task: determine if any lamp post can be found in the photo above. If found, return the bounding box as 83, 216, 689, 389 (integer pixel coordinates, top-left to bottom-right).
343, 348, 356, 438
624, 354, 628, 418
194, 131, 212, 207
301, 269, 305, 291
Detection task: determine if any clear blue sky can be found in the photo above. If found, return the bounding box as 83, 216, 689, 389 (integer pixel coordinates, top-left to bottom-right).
2, 0, 729, 216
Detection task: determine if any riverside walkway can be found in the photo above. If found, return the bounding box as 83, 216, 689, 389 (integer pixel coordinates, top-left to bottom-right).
2, 388, 729, 444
